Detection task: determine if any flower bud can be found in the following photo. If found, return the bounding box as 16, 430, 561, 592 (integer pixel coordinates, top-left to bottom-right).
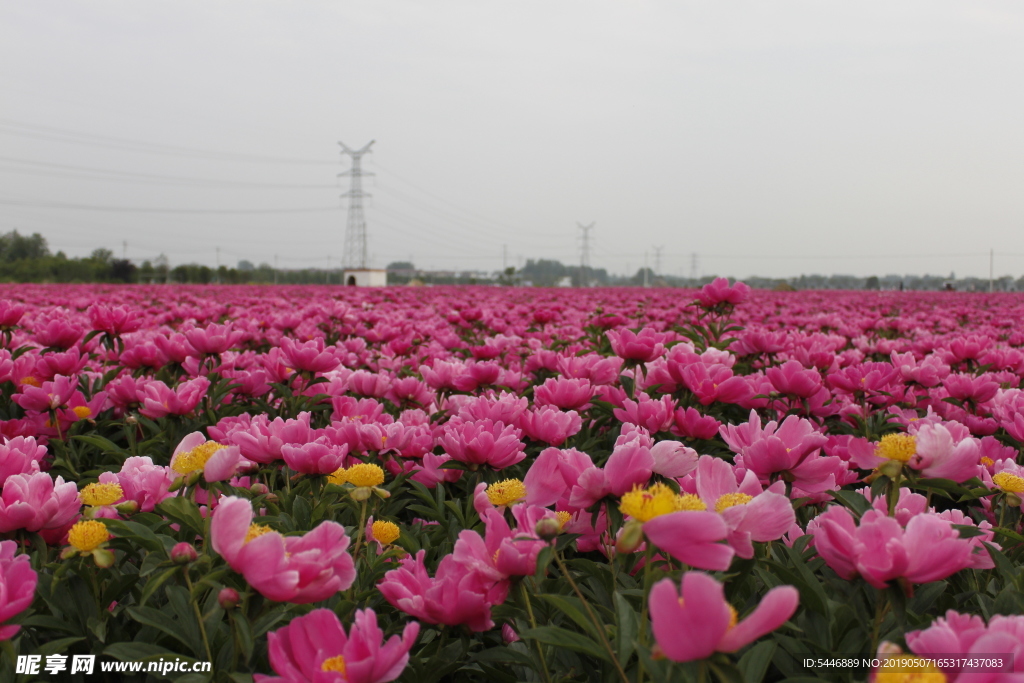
218, 587, 240, 610
1007, 492, 1023, 508
168, 476, 186, 492
878, 459, 903, 479
114, 500, 139, 515
249, 482, 269, 496
185, 470, 203, 487
615, 520, 645, 555
350, 486, 372, 502
171, 542, 198, 565
93, 548, 116, 568
502, 624, 520, 644
125, 415, 138, 425
534, 517, 561, 541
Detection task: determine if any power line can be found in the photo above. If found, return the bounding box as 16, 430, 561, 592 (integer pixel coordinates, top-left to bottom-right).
0, 118, 336, 165
0, 198, 341, 214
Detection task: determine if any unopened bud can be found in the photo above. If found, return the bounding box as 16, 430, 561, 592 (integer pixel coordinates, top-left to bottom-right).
1007, 492, 1022, 508
615, 520, 645, 555
125, 415, 138, 425
218, 587, 240, 610
114, 500, 139, 515
373, 487, 391, 500
878, 460, 903, 480
534, 517, 561, 541
185, 470, 203, 487
350, 486, 372, 502
171, 542, 198, 565
93, 548, 116, 568
502, 623, 520, 644
168, 476, 186, 492
249, 483, 270, 496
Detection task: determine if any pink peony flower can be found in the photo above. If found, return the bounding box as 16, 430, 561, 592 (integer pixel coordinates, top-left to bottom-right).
0, 540, 38, 640
438, 418, 525, 470
0, 436, 47, 486
211, 496, 356, 603
98, 456, 175, 513
256, 608, 418, 683
378, 550, 508, 632
650, 571, 796, 662
0, 472, 80, 542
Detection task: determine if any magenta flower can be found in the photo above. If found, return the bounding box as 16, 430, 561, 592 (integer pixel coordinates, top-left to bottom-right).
211, 496, 356, 603
0, 436, 47, 486
518, 406, 582, 447
767, 360, 823, 399
170, 432, 241, 483
438, 418, 525, 470
0, 540, 37, 640
523, 447, 595, 509
902, 610, 1024, 682
534, 377, 594, 411
690, 455, 795, 559
649, 572, 796, 662
279, 337, 341, 374
140, 377, 210, 419
0, 472, 80, 541
183, 323, 244, 355
281, 440, 348, 476
606, 328, 666, 363
97, 456, 175, 513
613, 393, 677, 434
695, 277, 751, 308
256, 608, 418, 683
641, 511, 735, 570
671, 407, 722, 440
811, 506, 974, 589
378, 550, 508, 632
87, 303, 143, 336
906, 422, 983, 482
13, 374, 77, 412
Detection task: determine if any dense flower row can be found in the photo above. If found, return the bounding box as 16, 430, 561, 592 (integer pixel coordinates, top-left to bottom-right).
0, 281, 1023, 682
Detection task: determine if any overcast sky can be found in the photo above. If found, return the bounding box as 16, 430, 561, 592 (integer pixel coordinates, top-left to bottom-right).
2, 1, 1023, 279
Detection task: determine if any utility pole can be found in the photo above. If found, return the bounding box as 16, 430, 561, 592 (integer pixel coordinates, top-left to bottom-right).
577, 222, 594, 287
502, 244, 508, 271
339, 140, 375, 270
274, 254, 279, 285
652, 245, 664, 279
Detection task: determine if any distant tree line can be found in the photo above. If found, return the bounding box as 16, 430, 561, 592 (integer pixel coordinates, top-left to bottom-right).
2, 230, 1022, 290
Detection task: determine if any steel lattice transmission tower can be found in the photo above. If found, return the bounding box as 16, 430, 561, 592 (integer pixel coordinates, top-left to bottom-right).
339, 140, 375, 269
577, 222, 595, 287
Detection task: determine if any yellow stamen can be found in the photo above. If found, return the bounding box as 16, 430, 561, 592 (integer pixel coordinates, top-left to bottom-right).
171, 441, 226, 475
620, 483, 691, 522
676, 493, 707, 511
72, 406, 93, 419
874, 656, 946, 683
320, 655, 347, 674
80, 482, 124, 507
68, 520, 110, 552
245, 523, 274, 544
327, 467, 347, 485
486, 479, 527, 507
727, 604, 738, 629
20, 376, 41, 388
993, 472, 1024, 494
715, 492, 754, 513
345, 463, 385, 487
556, 510, 572, 528
981, 456, 994, 467
876, 433, 916, 463
372, 520, 400, 545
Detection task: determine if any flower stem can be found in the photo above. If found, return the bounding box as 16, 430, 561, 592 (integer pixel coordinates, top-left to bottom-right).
521, 582, 553, 683
553, 551, 629, 683
183, 569, 213, 663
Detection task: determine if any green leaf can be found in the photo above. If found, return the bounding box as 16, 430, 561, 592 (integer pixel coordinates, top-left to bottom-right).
125, 606, 194, 651
471, 646, 535, 666
157, 497, 207, 537
952, 524, 985, 539
738, 640, 777, 683
292, 495, 311, 530
139, 567, 179, 607
520, 626, 610, 662
831, 490, 870, 517
104, 641, 198, 663
536, 594, 600, 639
36, 637, 86, 656
614, 592, 638, 666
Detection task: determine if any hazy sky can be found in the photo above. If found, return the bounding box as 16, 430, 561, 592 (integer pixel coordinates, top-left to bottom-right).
2, 1, 1024, 279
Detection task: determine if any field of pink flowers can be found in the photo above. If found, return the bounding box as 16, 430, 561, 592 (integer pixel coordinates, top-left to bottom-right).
2, 280, 1024, 683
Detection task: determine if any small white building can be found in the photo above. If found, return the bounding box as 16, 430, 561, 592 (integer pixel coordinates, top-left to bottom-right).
343, 269, 388, 287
